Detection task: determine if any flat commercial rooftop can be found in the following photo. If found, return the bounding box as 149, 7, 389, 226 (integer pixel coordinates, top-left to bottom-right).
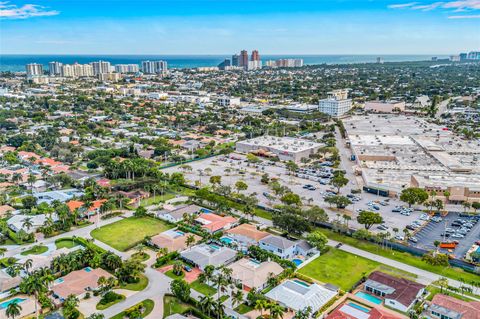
236, 136, 322, 153
345, 115, 480, 193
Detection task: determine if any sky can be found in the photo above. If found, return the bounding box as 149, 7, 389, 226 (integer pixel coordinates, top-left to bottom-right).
0, 0, 479, 55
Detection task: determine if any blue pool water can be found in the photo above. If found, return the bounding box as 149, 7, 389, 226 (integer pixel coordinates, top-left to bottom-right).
84, 267, 92, 272
292, 259, 303, 266
54, 278, 64, 284
348, 302, 371, 313
293, 279, 310, 287
355, 292, 383, 305
0, 298, 27, 309
200, 208, 212, 213
220, 237, 233, 244
209, 244, 221, 250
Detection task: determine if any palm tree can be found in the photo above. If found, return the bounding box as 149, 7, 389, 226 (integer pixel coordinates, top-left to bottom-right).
172, 261, 183, 276
214, 299, 225, 319
21, 217, 33, 232
156, 247, 168, 259
268, 302, 285, 319
255, 299, 269, 318
199, 295, 215, 317
231, 290, 244, 308
185, 234, 196, 248
0, 247, 6, 257
19, 268, 53, 319
6, 300, 22, 319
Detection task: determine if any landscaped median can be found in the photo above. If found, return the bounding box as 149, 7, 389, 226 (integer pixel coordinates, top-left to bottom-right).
110, 299, 154, 319
20, 244, 48, 255
90, 216, 173, 251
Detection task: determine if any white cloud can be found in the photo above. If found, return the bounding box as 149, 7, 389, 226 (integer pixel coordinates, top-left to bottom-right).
0, 1, 59, 19
388, 0, 480, 18
448, 13, 480, 17
388, 2, 419, 8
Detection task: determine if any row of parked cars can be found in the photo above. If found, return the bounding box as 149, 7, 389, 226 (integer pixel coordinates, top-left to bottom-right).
443, 217, 478, 239
296, 166, 334, 185
392, 206, 413, 216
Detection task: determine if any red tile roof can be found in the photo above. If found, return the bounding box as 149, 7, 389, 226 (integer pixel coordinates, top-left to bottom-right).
430, 294, 480, 319
367, 272, 425, 308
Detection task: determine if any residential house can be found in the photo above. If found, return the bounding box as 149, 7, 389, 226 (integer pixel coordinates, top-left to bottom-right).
0, 269, 21, 293
195, 212, 238, 233
265, 279, 337, 313
51, 267, 113, 301
326, 301, 405, 319
157, 204, 203, 223
228, 258, 283, 291
427, 294, 480, 319
0, 204, 15, 218
258, 235, 297, 259
180, 243, 237, 270
150, 229, 201, 252
7, 213, 58, 233
225, 223, 270, 247
364, 271, 426, 312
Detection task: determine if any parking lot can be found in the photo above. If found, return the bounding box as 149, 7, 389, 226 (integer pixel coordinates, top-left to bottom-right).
162, 153, 421, 232
411, 212, 480, 258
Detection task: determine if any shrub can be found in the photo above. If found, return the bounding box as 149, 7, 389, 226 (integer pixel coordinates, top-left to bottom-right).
99, 291, 122, 305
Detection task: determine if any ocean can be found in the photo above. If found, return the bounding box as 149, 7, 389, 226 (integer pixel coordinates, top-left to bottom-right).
0, 54, 445, 72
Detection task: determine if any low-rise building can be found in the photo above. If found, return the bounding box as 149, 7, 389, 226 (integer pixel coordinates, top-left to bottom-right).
150, 229, 201, 252
157, 204, 203, 223
51, 267, 113, 301
236, 136, 322, 163
180, 243, 237, 270
365, 101, 405, 113
225, 223, 270, 248
364, 271, 425, 312
195, 212, 238, 233
427, 294, 480, 319
265, 279, 337, 313
228, 258, 283, 291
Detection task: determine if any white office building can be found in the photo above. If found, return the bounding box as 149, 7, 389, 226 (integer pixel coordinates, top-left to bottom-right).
318, 89, 352, 117
218, 96, 241, 107
26, 63, 43, 77
141, 60, 168, 74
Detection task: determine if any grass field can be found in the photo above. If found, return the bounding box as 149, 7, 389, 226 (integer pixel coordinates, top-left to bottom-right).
91, 217, 173, 251
319, 228, 480, 284
298, 248, 415, 291
163, 295, 190, 318
119, 274, 149, 291
96, 294, 125, 310
20, 245, 48, 256
190, 279, 216, 296
55, 238, 80, 249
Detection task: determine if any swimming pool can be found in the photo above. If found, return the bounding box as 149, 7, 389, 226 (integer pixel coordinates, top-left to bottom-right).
354, 292, 383, 305
84, 267, 92, 272
292, 258, 303, 266
348, 302, 371, 313
293, 279, 310, 287
209, 244, 221, 250
200, 208, 212, 213
220, 237, 233, 244
54, 278, 64, 284
0, 298, 27, 309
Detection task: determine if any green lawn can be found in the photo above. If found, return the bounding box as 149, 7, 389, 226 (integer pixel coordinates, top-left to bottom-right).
20, 245, 48, 256
119, 274, 149, 291
425, 285, 474, 302
298, 248, 380, 291
96, 294, 125, 310
235, 304, 254, 314
165, 269, 185, 280
190, 279, 216, 296
110, 299, 154, 319
91, 217, 173, 251
319, 228, 480, 284
55, 238, 80, 249
163, 295, 192, 318
131, 252, 150, 262
140, 194, 177, 206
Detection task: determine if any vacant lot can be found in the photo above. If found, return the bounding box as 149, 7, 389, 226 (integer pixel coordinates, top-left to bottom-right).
91, 217, 173, 251
298, 248, 414, 291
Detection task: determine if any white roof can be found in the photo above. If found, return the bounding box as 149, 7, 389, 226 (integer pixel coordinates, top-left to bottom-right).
7, 213, 58, 233
265, 280, 337, 312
